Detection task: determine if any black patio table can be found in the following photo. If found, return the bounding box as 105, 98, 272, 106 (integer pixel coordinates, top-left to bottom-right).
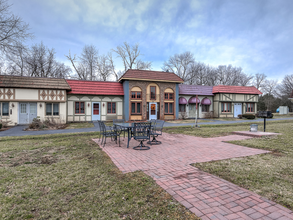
113, 122, 152, 148
113, 123, 135, 148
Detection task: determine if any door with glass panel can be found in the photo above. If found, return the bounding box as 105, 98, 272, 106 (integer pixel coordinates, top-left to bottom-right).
149, 102, 157, 120
29, 103, 37, 123
19, 103, 28, 124
92, 102, 100, 120
19, 103, 37, 124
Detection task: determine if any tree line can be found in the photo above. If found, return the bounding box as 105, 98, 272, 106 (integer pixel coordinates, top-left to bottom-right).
0, 0, 292, 111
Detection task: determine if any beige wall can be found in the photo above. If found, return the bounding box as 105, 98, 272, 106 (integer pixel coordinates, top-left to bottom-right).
67, 95, 124, 122
178, 95, 214, 119
214, 93, 259, 118
0, 88, 67, 125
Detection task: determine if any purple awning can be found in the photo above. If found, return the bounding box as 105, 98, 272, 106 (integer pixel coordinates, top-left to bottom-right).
188, 97, 200, 104
179, 97, 187, 104
201, 98, 211, 105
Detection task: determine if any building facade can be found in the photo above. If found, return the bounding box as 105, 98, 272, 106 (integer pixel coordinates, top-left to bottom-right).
178, 85, 214, 119
0, 75, 70, 125
119, 70, 184, 121
212, 85, 262, 118
0, 72, 263, 125
66, 80, 124, 122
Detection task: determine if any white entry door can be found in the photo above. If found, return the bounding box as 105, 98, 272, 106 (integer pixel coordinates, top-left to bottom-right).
234, 103, 242, 117
149, 102, 157, 120
92, 102, 100, 121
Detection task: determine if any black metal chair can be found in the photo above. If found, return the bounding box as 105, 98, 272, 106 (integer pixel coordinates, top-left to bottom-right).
113, 119, 127, 138
98, 121, 121, 147
133, 122, 151, 150
147, 119, 164, 145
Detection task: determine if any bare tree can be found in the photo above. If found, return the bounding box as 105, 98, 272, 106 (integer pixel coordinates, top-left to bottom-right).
25, 42, 71, 78
0, 0, 33, 54
107, 52, 119, 81
112, 42, 152, 75
66, 44, 99, 80
253, 73, 267, 91
5, 43, 28, 75
263, 79, 278, 110
96, 54, 112, 81
162, 51, 194, 81
135, 60, 152, 70
277, 74, 293, 97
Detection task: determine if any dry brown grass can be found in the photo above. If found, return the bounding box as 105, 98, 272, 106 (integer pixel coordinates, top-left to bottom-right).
0, 132, 199, 219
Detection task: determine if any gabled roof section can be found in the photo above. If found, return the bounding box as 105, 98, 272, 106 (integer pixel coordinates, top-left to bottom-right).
66, 79, 124, 96
179, 84, 214, 96
118, 69, 184, 83
212, 85, 262, 95
0, 75, 71, 90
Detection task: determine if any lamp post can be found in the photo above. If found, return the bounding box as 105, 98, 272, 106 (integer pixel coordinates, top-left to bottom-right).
195, 94, 198, 127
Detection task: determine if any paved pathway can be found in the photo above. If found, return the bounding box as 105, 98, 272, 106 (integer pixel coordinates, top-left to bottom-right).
92, 133, 293, 220
0, 117, 292, 137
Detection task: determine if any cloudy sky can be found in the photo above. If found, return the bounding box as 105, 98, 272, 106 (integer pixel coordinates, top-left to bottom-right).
10, 0, 293, 80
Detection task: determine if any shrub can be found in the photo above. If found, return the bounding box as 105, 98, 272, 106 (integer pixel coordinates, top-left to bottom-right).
238, 114, 243, 119
0, 124, 2, 129
27, 118, 66, 130
242, 114, 256, 119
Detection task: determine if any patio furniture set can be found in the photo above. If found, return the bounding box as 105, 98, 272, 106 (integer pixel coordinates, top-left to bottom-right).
97, 119, 164, 150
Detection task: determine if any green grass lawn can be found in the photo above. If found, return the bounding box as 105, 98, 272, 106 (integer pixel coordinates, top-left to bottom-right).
165, 120, 293, 210
65, 122, 94, 129
0, 133, 198, 219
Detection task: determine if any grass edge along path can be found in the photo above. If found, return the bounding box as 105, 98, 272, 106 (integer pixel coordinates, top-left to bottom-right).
0, 132, 199, 219
181, 120, 293, 211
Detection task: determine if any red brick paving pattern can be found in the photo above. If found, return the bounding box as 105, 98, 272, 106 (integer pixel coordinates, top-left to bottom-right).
92, 133, 293, 220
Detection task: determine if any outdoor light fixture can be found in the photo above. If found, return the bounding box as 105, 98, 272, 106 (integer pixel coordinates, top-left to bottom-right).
88, 103, 90, 107
40, 104, 42, 108
11, 103, 14, 108
103, 103, 105, 107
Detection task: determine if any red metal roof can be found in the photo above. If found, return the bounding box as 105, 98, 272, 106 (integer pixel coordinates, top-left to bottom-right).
66, 80, 124, 96
119, 69, 184, 83
212, 85, 262, 95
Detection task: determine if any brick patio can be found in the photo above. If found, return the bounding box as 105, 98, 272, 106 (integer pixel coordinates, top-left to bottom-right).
92, 133, 293, 220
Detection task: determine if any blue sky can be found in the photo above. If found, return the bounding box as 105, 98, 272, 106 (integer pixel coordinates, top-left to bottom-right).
10, 0, 293, 80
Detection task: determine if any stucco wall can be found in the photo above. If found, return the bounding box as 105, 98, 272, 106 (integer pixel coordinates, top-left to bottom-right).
67, 95, 124, 122
214, 93, 259, 118
0, 88, 67, 125
178, 95, 214, 119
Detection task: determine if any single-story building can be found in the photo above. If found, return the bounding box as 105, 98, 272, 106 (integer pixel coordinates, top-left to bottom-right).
66, 80, 124, 122
0, 75, 70, 125
0, 72, 263, 124
212, 85, 262, 118
178, 84, 214, 119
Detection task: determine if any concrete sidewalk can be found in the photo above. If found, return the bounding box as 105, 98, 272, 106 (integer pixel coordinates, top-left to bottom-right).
0, 117, 292, 137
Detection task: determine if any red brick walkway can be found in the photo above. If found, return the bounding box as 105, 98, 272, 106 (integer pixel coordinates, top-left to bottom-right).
92, 133, 293, 220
